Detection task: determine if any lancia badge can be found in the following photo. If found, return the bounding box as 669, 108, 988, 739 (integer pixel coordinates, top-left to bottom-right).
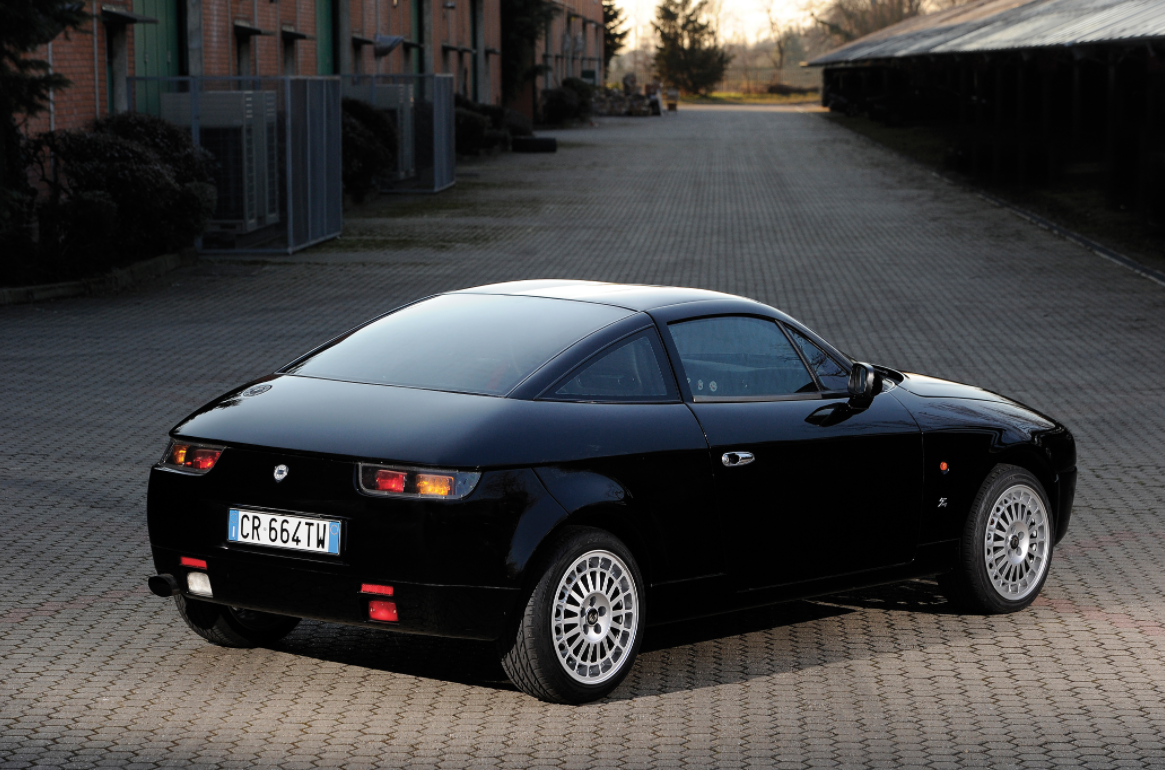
274, 464, 289, 482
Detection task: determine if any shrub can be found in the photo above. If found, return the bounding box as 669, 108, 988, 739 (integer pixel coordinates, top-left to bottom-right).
481, 128, 511, 153
31, 124, 216, 281
455, 94, 507, 131
455, 107, 490, 156
477, 104, 506, 131
341, 97, 398, 202
504, 108, 534, 137
540, 87, 579, 125
561, 77, 594, 117
92, 111, 217, 184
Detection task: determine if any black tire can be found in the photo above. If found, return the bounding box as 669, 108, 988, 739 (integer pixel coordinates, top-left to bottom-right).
938, 464, 1055, 614
500, 527, 644, 704
175, 595, 300, 648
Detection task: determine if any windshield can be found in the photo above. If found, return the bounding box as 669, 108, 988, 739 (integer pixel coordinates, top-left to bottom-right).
285, 294, 633, 396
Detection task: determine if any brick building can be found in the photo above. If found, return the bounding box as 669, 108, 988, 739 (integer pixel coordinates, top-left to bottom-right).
506, 0, 604, 119
25, 0, 502, 136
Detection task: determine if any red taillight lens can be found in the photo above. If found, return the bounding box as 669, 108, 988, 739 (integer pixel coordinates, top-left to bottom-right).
374, 469, 407, 493
368, 600, 398, 622
360, 584, 394, 596
185, 448, 222, 471
180, 556, 207, 569
162, 441, 225, 474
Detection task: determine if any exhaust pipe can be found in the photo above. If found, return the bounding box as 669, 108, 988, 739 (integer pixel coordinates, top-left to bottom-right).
148, 574, 180, 597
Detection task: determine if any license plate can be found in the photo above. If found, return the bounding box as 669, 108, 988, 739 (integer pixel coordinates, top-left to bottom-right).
228, 509, 341, 555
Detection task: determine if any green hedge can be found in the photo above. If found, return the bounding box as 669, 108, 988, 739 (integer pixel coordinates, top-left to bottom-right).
5, 112, 218, 287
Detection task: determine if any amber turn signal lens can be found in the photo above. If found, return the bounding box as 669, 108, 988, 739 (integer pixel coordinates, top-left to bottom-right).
416, 474, 453, 496
939, 461, 949, 472
374, 469, 407, 493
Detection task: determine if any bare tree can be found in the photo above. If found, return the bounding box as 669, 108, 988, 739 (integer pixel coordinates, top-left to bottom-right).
764, 7, 798, 75
810, 0, 926, 44
809, 0, 978, 45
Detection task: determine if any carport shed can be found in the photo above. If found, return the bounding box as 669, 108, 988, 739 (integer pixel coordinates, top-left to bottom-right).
809, 0, 1165, 228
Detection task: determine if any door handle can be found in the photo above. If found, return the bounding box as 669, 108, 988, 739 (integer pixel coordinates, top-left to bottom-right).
722, 451, 755, 467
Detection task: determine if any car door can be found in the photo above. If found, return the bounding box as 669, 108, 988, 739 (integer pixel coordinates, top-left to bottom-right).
536, 326, 726, 601
657, 311, 923, 591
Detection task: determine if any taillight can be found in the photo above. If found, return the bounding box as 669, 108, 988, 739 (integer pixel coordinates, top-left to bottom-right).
368, 600, 398, 622
180, 556, 208, 569
358, 464, 480, 500
415, 474, 453, 497
373, 469, 407, 493
160, 440, 225, 474
361, 584, 394, 596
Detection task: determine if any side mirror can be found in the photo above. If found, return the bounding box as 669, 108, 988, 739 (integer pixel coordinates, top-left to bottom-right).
848, 362, 877, 404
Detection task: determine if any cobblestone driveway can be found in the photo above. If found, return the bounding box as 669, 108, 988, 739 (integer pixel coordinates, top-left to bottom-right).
3, 105, 1165, 770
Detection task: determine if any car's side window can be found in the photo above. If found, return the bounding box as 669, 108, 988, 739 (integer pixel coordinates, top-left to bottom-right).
668, 316, 818, 400
550, 331, 674, 401
786, 327, 850, 393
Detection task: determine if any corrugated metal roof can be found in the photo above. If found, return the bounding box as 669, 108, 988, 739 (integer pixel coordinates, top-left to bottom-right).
810, 0, 1165, 65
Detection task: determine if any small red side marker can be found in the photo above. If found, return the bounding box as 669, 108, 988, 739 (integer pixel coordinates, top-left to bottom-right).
180, 556, 208, 570
368, 600, 398, 622
360, 584, 394, 596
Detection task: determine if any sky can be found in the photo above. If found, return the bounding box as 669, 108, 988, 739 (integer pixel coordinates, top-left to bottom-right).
618, 0, 812, 48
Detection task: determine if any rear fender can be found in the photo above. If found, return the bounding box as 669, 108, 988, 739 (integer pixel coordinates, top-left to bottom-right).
519, 467, 657, 588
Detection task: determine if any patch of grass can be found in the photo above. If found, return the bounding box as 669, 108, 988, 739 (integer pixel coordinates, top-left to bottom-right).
819, 111, 1165, 273
681, 92, 819, 105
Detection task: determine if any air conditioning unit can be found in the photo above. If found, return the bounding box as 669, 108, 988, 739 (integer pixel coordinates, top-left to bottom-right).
160, 91, 280, 234
342, 82, 416, 181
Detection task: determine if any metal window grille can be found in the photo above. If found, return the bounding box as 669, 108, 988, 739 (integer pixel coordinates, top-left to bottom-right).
129, 75, 342, 254
340, 73, 455, 193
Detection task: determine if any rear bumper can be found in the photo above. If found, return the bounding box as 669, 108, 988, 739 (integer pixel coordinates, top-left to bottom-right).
152, 546, 519, 641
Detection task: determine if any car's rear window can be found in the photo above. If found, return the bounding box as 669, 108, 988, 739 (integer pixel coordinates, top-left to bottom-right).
284, 294, 632, 396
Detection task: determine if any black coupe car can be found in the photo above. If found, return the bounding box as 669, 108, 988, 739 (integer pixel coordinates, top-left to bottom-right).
147, 280, 1076, 704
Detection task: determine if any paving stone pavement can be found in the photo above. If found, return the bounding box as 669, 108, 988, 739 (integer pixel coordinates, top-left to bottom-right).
3, 104, 1165, 770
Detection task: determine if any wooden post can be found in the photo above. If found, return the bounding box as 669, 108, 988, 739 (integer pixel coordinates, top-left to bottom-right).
1017, 59, 1028, 185
1106, 51, 1120, 208
1071, 57, 1082, 162
993, 62, 1005, 182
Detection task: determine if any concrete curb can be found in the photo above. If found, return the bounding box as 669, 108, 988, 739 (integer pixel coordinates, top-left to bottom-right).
0, 252, 197, 307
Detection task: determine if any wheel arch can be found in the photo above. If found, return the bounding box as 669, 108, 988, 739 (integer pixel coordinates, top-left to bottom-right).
989, 444, 1062, 537
516, 504, 656, 596
498, 501, 656, 651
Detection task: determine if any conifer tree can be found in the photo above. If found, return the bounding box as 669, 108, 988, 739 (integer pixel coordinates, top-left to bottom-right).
652, 0, 731, 95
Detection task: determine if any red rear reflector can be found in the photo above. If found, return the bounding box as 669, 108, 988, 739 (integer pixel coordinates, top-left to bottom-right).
180, 556, 207, 570
360, 584, 394, 596
374, 469, 407, 493
416, 473, 453, 496
368, 600, 398, 622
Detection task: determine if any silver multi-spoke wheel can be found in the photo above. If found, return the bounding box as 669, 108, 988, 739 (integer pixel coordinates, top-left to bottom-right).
551, 549, 639, 684
983, 484, 1050, 600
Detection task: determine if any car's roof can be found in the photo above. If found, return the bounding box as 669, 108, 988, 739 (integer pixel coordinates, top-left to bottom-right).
450, 280, 745, 312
